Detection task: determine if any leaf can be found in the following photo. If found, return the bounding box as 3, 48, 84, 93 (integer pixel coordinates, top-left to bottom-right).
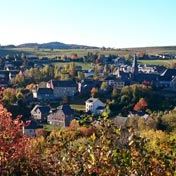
90, 153, 96, 165
78, 146, 83, 152
113, 149, 118, 157
90, 133, 96, 141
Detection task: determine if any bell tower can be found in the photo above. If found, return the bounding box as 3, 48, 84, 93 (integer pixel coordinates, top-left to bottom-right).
131, 54, 138, 79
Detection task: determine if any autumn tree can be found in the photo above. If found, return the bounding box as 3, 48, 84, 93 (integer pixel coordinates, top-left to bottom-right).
133, 98, 148, 111
0, 105, 28, 175
2, 88, 17, 104
91, 87, 98, 98
10, 71, 25, 87
26, 83, 37, 91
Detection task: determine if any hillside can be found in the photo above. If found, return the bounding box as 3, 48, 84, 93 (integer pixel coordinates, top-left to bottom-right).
1, 44, 176, 59
17, 41, 99, 49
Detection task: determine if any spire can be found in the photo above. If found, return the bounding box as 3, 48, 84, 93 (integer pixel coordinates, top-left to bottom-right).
50, 79, 54, 89
131, 54, 138, 78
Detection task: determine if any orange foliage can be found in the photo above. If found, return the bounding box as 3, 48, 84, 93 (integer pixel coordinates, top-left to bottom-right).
134, 98, 148, 111
70, 54, 78, 60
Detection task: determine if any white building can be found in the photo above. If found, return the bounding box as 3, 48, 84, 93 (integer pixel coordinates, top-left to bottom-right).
85, 98, 105, 114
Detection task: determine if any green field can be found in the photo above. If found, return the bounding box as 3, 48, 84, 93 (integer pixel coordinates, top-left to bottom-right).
138, 59, 176, 67
70, 104, 85, 111
1, 46, 176, 68
54, 62, 92, 70
0, 45, 175, 58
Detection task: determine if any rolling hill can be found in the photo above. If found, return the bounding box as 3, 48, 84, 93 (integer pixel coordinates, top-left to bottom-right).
17, 41, 99, 49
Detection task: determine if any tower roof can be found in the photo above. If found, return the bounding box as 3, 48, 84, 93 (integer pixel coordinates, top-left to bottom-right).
131, 54, 138, 78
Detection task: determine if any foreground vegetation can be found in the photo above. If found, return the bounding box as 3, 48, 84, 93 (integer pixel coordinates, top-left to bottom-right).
0, 105, 176, 175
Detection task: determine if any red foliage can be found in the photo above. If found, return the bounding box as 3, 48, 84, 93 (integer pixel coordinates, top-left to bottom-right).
91, 87, 97, 93
0, 104, 30, 174
134, 98, 148, 111
70, 54, 78, 60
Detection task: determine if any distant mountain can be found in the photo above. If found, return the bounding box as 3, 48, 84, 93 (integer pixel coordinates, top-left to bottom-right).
17, 42, 99, 49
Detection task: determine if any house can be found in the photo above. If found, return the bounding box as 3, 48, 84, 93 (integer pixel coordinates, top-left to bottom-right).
104, 76, 116, 86
78, 79, 102, 93
31, 105, 50, 123
4, 63, 15, 70
85, 98, 105, 114
47, 80, 77, 98
113, 116, 127, 127
114, 78, 125, 90
114, 57, 126, 66
32, 88, 54, 101
0, 71, 9, 88
9, 71, 19, 80
104, 76, 125, 90
170, 76, 176, 89
75, 66, 82, 71
82, 69, 95, 78
47, 104, 74, 126
159, 69, 176, 88
128, 111, 149, 119
23, 120, 42, 137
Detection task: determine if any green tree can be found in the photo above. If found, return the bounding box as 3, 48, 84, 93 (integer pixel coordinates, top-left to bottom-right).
161, 110, 176, 132
103, 64, 109, 76
69, 62, 76, 78
77, 71, 85, 81
112, 88, 118, 98
100, 81, 108, 91
2, 88, 17, 104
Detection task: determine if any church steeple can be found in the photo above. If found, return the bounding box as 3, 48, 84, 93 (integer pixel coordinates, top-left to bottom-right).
131, 54, 138, 79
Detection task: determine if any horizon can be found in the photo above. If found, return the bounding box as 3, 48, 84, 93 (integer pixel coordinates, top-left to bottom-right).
0, 0, 176, 48
1, 41, 176, 50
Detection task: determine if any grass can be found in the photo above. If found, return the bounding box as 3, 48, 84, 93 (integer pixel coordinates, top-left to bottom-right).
138, 59, 176, 67
1, 46, 176, 69
70, 104, 85, 111
1, 46, 176, 59
43, 124, 61, 131
54, 62, 92, 70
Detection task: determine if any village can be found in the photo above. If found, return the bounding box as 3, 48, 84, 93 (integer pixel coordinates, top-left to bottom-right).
0, 51, 175, 136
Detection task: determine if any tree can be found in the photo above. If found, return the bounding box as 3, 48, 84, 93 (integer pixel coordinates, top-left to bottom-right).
133, 98, 148, 111
21, 53, 28, 67
112, 88, 118, 98
69, 62, 76, 78
0, 105, 29, 175
2, 88, 17, 104
10, 71, 25, 87
103, 64, 109, 76
161, 110, 176, 132
77, 71, 85, 81
70, 53, 77, 60
91, 87, 98, 98
26, 83, 37, 91
100, 81, 108, 91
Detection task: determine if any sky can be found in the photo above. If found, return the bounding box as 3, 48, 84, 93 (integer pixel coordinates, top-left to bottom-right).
0, 0, 176, 48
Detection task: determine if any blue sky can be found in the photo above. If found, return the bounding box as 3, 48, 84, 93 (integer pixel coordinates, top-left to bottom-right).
0, 0, 175, 48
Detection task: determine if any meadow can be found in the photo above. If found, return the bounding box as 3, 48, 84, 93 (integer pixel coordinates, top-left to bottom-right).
1, 46, 176, 68
1, 45, 176, 58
